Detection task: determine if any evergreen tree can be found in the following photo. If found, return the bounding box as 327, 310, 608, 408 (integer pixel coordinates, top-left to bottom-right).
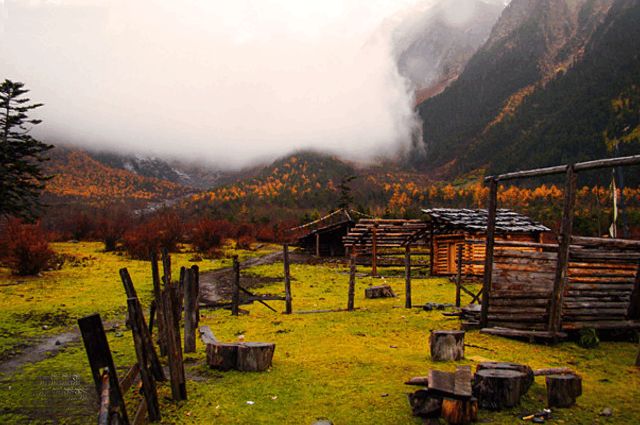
337, 174, 357, 210
0, 79, 53, 221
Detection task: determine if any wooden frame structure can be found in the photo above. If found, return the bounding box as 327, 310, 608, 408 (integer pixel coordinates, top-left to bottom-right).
480, 155, 640, 339
291, 209, 369, 257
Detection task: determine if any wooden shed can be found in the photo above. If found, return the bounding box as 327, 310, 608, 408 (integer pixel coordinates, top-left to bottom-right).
423, 208, 550, 276
291, 209, 367, 257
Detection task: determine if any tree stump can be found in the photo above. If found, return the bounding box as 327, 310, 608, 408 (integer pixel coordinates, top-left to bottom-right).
546, 374, 582, 408
206, 342, 239, 371
408, 389, 442, 419
430, 330, 465, 361
237, 342, 276, 372
441, 398, 478, 425
472, 369, 526, 410
476, 362, 534, 395
364, 285, 396, 299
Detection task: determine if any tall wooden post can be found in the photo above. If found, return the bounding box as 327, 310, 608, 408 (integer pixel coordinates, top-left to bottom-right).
232, 255, 240, 316
456, 245, 463, 308
627, 263, 640, 320
480, 178, 498, 327
150, 252, 166, 356
283, 244, 292, 314
348, 250, 357, 311
404, 245, 412, 308
371, 224, 378, 277
183, 268, 198, 353
429, 228, 435, 276
549, 165, 577, 335
315, 233, 321, 257
636, 345, 640, 367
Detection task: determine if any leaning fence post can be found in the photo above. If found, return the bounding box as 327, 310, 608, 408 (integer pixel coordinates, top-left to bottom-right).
232, 255, 241, 316
283, 244, 293, 314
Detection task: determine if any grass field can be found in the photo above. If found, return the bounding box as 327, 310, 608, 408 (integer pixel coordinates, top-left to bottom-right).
1, 242, 639, 424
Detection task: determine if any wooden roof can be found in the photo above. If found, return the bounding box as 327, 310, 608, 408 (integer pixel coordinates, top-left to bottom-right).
290, 209, 371, 239
423, 208, 550, 234
342, 219, 430, 248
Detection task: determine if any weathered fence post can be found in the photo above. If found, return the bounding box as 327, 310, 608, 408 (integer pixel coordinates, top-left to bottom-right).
481, 178, 498, 327
549, 164, 577, 336
78, 313, 129, 425
232, 255, 241, 316
283, 244, 292, 314
315, 233, 320, 257
184, 266, 199, 353
405, 245, 412, 309
150, 251, 167, 356
348, 250, 356, 311
456, 244, 463, 308
127, 298, 161, 422
371, 223, 378, 277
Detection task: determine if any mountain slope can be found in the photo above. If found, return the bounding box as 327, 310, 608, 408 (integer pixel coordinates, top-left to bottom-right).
417, 0, 617, 174
43, 147, 190, 202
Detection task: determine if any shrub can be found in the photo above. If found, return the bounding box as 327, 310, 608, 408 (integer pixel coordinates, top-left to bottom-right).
236, 235, 255, 250
122, 211, 184, 259
95, 206, 132, 251
189, 218, 234, 254
0, 219, 55, 275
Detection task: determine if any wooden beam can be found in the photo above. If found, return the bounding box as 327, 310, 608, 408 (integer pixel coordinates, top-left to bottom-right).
405, 246, 411, 309
549, 165, 577, 335
283, 244, 292, 314
480, 178, 498, 327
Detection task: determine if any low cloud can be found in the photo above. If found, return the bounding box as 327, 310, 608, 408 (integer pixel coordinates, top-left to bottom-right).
1, 0, 420, 168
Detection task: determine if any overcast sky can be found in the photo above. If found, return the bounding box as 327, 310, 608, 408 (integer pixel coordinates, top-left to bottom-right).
1, 0, 483, 168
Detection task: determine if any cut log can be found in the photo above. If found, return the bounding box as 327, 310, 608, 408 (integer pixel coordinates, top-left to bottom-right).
236, 342, 276, 372
476, 362, 534, 394
472, 368, 526, 410
407, 389, 442, 418
365, 284, 396, 299
430, 330, 465, 361
441, 397, 478, 425
546, 374, 582, 408
405, 376, 429, 387
206, 342, 239, 371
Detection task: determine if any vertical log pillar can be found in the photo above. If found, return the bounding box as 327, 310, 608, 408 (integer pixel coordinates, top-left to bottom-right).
183, 268, 198, 353
481, 178, 498, 327
372, 223, 378, 277
456, 245, 463, 308
635, 345, 640, 367
232, 255, 240, 316
405, 245, 412, 309
315, 233, 320, 257
150, 252, 166, 356
627, 263, 640, 320
348, 250, 357, 311
283, 244, 292, 314
429, 228, 435, 276
549, 165, 577, 335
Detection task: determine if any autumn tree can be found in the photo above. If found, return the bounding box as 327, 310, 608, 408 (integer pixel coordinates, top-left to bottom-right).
0, 80, 53, 221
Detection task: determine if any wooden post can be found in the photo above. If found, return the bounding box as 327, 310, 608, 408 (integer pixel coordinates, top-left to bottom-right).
183, 268, 198, 353
480, 178, 498, 327
548, 165, 577, 335
162, 287, 187, 401
405, 245, 412, 309
127, 298, 161, 422
151, 252, 167, 356
456, 245, 463, 308
315, 233, 320, 257
429, 228, 435, 276
347, 250, 356, 311
371, 224, 378, 277
78, 314, 129, 425
627, 263, 640, 320
283, 244, 292, 314
232, 255, 240, 316
636, 345, 640, 367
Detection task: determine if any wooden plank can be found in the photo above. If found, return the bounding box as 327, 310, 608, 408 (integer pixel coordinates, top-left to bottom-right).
119, 363, 141, 394
133, 398, 147, 425
562, 320, 640, 330
571, 236, 640, 250
481, 178, 497, 328
454, 366, 472, 398
480, 327, 567, 340
283, 244, 292, 314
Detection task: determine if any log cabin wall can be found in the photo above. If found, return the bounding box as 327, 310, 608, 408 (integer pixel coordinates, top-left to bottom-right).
487, 238, 640, 332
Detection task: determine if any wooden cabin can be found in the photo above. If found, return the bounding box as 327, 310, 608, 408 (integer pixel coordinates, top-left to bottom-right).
292, 209, 365, 257
423, 208, 551, 276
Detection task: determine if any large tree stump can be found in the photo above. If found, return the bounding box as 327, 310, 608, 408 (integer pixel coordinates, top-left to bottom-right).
472, 369, 526, 410
476, 362, 534, 395
430, 330, 465, 361
237, 342, 276, 372
408, 389, 442, 419
441, 398, 478, 425
364, 285, 396, 299
206, 342, 239, 371
546, 374, 582, 408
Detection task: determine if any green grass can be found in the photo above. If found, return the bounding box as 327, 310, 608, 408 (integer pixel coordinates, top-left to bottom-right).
1, 243, 639, 424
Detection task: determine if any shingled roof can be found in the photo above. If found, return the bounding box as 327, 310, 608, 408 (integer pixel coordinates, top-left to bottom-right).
422, 208, 550, 234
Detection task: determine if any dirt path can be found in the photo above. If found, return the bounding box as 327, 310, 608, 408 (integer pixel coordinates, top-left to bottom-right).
0, 330, 80, 376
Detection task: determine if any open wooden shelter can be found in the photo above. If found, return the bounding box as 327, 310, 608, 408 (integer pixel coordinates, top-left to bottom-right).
479, 155, 640, 340
291, 209, 368, 257
424, 208, 550, 276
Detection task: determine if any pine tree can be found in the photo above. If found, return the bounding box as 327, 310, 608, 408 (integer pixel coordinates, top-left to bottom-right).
0, 79, 53, 221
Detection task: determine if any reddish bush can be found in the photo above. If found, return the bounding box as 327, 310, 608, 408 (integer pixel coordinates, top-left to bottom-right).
123, 211, 184, 259
236, 234, 255, 250
0, 219, 55, 275
95, 206, 132, 251
189, 218, 234, 254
